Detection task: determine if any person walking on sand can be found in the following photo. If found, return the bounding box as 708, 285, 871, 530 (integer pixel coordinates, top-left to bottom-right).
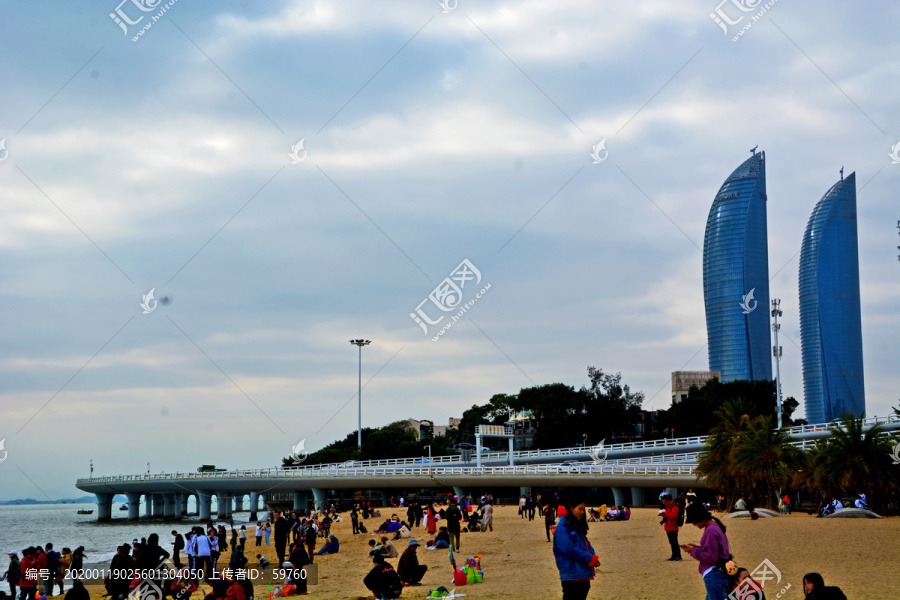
680, 503, 731, 600
273, 511, 289, 568
481, 500, 494, 532
661, 494, 682, 561
425, 503, 437, 536
552, 493, 600, 600
544, 502, 557, 542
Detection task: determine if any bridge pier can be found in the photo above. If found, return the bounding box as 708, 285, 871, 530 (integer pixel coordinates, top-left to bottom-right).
611, 487, 627, 507
145, 495, 153, 518
163, 493, 176, 518
197, 491, 212, 521
234, 495, 244, 513
312, 489, 326, 512
96, 493, 114, 522
152, 494, 164, 517
293, 491, 308, 512
125, 492, 142, 520
630, 488, 645, 508
453, 487, 466, 502
180, 494, 190, 516
249, 492, 259, 521
172, 493, 183, 520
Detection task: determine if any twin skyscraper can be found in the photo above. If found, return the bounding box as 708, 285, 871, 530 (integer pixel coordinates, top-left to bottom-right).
702, 149, 865, 423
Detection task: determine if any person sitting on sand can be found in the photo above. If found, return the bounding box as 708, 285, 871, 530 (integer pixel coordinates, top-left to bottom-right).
363, 554, 403, 600
732, 567, 766, 600
605, 506, 619, 521
316, 534, 339, 555
734, 496, 747, 511
255, 555, 269, 570
397, 540, 427, 586
433, 527, 451, 549
803, 573, 847, 600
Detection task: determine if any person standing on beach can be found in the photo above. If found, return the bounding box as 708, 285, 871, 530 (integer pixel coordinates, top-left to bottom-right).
304, 520, 317, 562
193, 527, 213, 583
3, 551, 19, 600
70, 548, 85, 580
481, 501, 494, 533
351, 507, 360, 535
265, 521, 271, 546
17, 549, 38, 600
44, 544, 60, 597
255, 522, 263, 546
425, 503, 437, 536
108, 544, 134, 600
445, 499, 463, 551
273, 511, 289, 568
661, 494, 682, 561
544, 502, 556, 542
680, 503, 731, 600
171, 531, 185, 568
552, 493, 599, 600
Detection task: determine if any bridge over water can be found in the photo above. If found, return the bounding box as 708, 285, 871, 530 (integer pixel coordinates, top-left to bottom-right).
75, 415, 899, 521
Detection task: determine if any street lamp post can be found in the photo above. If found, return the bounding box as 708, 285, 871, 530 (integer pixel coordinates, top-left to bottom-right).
771, 299, 783, 429
350, 339, 371, 449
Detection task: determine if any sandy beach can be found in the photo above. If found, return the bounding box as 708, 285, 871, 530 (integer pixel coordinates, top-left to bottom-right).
75, 504, 897, 600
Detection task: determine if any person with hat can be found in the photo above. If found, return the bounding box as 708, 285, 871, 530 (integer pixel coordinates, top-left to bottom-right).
363, 554, 403, 600
397, 540, 427, 586
315, 534, 339, 556
2, 551, 19, 600
680, 502, 731, 600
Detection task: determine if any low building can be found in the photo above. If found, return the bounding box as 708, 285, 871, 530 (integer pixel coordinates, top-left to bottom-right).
504, 413, 536, 450
407, 417, 460, 440
671, 371, 720, 404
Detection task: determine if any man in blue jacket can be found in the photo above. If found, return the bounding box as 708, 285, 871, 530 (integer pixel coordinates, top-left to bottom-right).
552, 493, 600, 600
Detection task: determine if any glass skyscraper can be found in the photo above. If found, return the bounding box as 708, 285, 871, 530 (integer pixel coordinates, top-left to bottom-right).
799, 172, 865, 423
703, 151, 772, 383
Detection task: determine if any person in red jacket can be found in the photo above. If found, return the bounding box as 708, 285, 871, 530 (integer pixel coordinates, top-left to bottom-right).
661, 494, 682, 561
17, 548, 39, 600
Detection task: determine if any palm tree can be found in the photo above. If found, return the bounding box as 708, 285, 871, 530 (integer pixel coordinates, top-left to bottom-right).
810, 412, 900, 511
732, 415, 803, 508
696, 398, 754, 507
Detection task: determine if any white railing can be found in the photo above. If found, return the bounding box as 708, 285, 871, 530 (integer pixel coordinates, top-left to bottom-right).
76, 415, 898, 486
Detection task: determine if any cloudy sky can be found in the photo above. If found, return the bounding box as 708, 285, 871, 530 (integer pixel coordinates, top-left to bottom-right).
2, 0, 898, 501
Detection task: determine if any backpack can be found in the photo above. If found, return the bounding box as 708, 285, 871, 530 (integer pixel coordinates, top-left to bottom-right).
676, 512, 685, 527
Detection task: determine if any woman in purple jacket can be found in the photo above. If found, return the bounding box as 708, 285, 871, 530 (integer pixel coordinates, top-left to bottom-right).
552, 493, 600, 600
680, 503, 731, 600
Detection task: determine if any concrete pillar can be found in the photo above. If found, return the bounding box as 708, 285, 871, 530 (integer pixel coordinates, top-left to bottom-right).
312, 489, 326, 511
666, 487, 677, 500
611, 487, 627, 507
379, 490, 389, 508
146, 495, 153, 518
217, 494, 228, 519
163, 493, 176, 518
197, 491, 212, 521
475, 433, 482, 468
125, 493, 142, 521
180, 494, 190, 516
453, 487, 466, 501
153, 494, 165, 517
173, 493, 183, 520
509, 437, 514, 466
96, 493, 114, 522
249, 492, 259, 521
519, 486, 531, 497
293, 491, 308, 512
234, 495, 244, 513
630, 487, 645, 508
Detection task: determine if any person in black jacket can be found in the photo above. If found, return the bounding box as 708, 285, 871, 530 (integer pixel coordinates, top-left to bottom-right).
171, 531, 185, 568
62, 579, 89, 600
107, 545, 134, 600
803, 573, 847, 600
287, 542, 310, 596
273, 512, 289, 567
363, 555, 402, 600
445, 499, 463, 551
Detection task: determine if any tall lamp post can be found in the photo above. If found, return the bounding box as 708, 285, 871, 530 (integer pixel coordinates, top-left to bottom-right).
350, 339, 371, 448
771, 299, 783, 428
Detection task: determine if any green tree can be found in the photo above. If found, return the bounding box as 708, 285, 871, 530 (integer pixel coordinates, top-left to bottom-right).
732, 414, 804, 508
696, 398, 754, 508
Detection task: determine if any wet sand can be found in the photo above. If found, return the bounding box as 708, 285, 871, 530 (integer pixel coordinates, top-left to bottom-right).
79, 505, 897, 599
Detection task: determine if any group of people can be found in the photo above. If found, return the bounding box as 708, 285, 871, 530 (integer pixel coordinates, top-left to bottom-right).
819, 492, 868, 516
2, 545, 87, 600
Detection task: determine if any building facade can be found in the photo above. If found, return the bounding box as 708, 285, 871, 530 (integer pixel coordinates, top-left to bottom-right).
703, 151, 773, 383
799, 172, 865, 423
671, 371, 721, 404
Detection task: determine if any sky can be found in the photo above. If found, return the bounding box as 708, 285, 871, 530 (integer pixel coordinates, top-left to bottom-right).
1, 0, 898, 501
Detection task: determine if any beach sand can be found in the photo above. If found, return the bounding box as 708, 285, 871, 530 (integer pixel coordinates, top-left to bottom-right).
78, 505, 898, 599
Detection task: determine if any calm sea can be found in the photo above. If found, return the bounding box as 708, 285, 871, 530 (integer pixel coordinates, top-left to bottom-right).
0, 504, 256, 577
